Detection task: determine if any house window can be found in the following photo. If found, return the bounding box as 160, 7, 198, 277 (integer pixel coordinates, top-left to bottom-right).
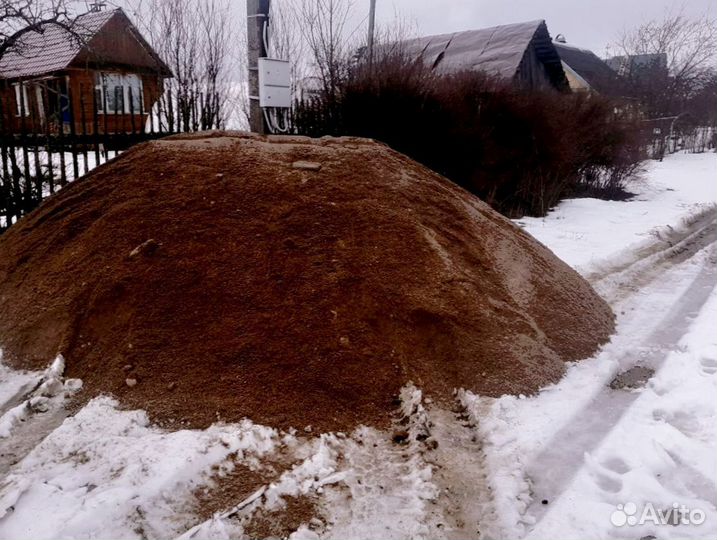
95, 73, 144, 113
13, 83, 30, 117
125, 74, 142, 113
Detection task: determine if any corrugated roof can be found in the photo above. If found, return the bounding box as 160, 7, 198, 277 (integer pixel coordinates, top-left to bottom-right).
402, 20, 543, 77
0, 9, 116, 79
554, 42, 621, 95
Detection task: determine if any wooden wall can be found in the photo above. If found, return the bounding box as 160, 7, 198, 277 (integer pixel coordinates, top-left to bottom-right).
1, 69, 165, 135
515, 44, 554, 91
68, 69, 164, 134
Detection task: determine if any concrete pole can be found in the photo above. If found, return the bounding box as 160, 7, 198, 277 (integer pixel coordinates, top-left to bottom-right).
367, 0, 377, 66
247, 0, 270, 134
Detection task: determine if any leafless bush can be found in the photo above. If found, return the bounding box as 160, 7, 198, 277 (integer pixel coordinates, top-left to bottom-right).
294, 52, 644, 217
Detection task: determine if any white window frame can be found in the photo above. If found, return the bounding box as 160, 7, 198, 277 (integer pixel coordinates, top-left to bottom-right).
13, 83, 30, 117
95, 72, 144, 114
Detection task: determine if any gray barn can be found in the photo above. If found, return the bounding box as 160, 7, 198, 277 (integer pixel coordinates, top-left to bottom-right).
401, 20, 569, 91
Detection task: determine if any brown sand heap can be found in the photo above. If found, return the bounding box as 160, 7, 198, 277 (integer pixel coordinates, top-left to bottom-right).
0, 132, 614, 431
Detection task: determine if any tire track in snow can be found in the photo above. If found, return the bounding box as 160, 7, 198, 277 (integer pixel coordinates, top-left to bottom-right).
589, 206, 716, 305
424, 405, 495, 539
0, 357, 79, 477
521, 211, 717, 531
0, 406, 69, 478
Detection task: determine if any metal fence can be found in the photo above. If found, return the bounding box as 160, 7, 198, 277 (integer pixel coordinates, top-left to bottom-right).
0, 80, 177, 232
639, 117, 716, 160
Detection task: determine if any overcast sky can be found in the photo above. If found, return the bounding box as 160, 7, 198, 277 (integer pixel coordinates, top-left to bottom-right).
356, 0, 715, 58
118, 0, 715, 61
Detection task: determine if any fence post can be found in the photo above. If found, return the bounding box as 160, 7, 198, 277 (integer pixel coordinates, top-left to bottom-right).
113, 86, 121, 157
41, 85, 55, 195
66, 79, 80, 181
55, 84, 67, 187
129, 87, 138, 146
92, 84, 101, 167
28, 87, 43, 201
102, 78, 110, 161
18, 82, 33, 215
79, 84, 90, 175
0, 94, 13, 228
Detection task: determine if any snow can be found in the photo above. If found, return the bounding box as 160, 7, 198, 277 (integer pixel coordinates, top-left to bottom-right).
0, 150, 715, 539
0, 355, 79, 439
462, 242, 716, 539
183, 386, 439, 540
528, 263, 717, 540
516, 152, 717, 275
463, 151, 717, 539
0, 396, 281, 539
0, 355, 38, 413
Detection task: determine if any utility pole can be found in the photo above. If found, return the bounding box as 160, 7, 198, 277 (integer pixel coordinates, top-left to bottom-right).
247, 0, 270, 134
367, 0, 377, 66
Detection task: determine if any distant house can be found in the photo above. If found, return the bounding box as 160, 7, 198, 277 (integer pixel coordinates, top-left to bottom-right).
296, 76, 323, 101
606, 53, 668, 79
552, 36, 621, 95
0, 7, 172, 135
400, 20, 569, 91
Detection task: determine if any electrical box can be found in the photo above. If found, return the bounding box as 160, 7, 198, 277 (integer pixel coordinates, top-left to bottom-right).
258, 58, 291, 108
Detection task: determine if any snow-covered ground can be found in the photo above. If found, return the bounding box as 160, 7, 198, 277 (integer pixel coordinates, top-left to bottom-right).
516, 152, 717, 274
470, 152, 717, 540
0, 151, 715, 540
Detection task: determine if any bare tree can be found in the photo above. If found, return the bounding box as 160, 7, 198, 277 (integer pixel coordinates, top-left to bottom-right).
196, 0, 234, 130
613, 10, 717, 118
1, 0, 81, 230
123, 0, 238, 132
268, 0, 306, 96
293, 0, 355, 101
0, 0, 75, 60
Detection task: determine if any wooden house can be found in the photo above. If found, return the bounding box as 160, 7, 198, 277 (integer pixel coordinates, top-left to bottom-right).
553, 36, 623, 95
400, 20, 569, 91
0, 7, 172, 135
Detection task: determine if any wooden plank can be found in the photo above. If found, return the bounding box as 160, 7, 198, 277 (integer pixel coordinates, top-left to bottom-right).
56, 85, 67, 187
78, 84, 90, 175
41, 85, 55, 195
66, 78, 80, 181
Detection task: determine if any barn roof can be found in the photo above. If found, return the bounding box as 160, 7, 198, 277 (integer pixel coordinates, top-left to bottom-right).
400, 20, 568, 90
554, 42, 621, 94
0, 8, 170, 80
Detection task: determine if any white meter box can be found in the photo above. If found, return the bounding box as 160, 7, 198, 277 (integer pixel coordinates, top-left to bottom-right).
258, 58, 291, 108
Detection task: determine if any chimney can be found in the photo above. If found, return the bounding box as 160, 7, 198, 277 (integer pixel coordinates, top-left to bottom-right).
87, 1, 107, 12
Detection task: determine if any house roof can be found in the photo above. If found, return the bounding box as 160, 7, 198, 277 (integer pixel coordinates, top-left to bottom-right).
606, 53, 668, 76
400, 20, 568, 90
0, 8, 170, 80
554, 42, 621, 94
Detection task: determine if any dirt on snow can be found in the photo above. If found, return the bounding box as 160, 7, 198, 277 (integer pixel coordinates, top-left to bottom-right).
0, 132, 614, 432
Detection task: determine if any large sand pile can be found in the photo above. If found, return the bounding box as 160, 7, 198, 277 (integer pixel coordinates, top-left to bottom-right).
0, 132, 614, 431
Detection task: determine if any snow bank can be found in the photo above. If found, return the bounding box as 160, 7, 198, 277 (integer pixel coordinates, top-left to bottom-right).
0, 397, 280, 539
462, 242, 717, 539
0, 355, 80, 439
517, 152, 717, 274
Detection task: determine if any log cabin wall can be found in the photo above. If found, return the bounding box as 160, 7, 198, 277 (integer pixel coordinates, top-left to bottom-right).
67, 69, 164, 134
1, 70, 164, 135
0, 82, 46, 134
